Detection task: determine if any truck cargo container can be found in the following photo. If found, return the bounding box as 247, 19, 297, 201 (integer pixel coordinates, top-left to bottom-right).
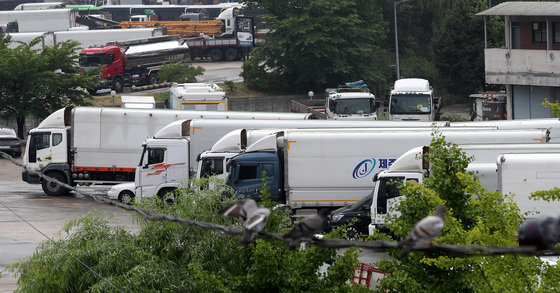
366, 145, 560, 236
225, 128, 549, 213
8, 28, 165, 50
21, 107, 310, 196
130, 120, 454, 199
0, 9, 79, 33
169, 83, 227, 111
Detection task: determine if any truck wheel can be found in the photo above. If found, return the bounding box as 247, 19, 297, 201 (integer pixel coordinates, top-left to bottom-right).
112, 78, 124, 93
225, 48, 239, 61
209, 48, 224, 62
86, 88, 97, 95
157, 188, 176, 204
118, 190, 135, 204
148, 73, 158, 85
41, 172, 69, 196
344, 225, 361, 240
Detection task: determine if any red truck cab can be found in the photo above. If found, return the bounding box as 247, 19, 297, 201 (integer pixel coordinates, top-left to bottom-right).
79, 46, 126, 79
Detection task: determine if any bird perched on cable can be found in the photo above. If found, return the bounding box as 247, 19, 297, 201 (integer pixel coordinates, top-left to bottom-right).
400, 205, 447, 258
283, 208, 330, 250
219, 199, 270, 244
518, 214, 560, 250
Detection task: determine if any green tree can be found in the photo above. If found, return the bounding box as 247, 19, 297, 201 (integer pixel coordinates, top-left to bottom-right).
12, 177, 362, 292
242, 0, 391, 95
0, 32, 98, 138
157, 59, 205, 83
372, 132, 560, 292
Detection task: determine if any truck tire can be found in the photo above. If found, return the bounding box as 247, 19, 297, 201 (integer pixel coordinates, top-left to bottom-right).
41, 172, 69, 196
86, 88, 97, 95
225, 48, 239, 61
209, 48, 224, 62
157, 188, 176, 204
112, 78, 124, 93
118, 190, 135, 204
148, 73, 158, 85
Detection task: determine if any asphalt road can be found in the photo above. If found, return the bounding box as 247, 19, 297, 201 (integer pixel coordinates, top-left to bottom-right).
0, 157, 139, 292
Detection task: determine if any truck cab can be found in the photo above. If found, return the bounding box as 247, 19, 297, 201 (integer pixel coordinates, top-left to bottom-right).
226, 152, 284, 203
389, 78, 439, 121
135, 137, 189, 198
79, 45, 125, 89
325, 82, 378, 120
367, 146, 427, 235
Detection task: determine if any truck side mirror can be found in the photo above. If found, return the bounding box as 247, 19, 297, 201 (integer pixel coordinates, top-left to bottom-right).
434, 97, 440, 109
328, 101, 336, 112
375, 101, 380, 108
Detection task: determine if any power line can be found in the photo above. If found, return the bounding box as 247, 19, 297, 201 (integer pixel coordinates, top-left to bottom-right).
2, 151, 559, 257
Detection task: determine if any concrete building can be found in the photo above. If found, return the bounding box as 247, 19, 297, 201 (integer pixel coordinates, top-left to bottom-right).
478, 2, 560, 119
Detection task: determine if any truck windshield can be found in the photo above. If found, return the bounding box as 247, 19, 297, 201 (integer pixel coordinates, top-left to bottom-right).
333, 98, 376, 115
199, 157, 224, 178
390, 94, 431, 115
79, 54, 105, 67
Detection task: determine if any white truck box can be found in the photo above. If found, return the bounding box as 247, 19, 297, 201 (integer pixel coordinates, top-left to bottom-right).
225, 128, 549, 211
498, 153, 560, 216
368, 145, 560, 235
120, 95, 156, 109
8, 28, 165, 50
169, 83, 227, 111
451, 118, 560, 143
0, 9, 79, 33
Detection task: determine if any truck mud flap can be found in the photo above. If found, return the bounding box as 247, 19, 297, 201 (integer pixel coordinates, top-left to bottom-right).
22, 170, 40, 184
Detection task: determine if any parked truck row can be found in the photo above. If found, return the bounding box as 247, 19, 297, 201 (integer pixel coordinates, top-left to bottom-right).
21, 107, 310, 196
364, 145, 560, 237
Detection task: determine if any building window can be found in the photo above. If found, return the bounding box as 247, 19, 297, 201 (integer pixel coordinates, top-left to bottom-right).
554, 23, 560, 43
533, 22, 547, 43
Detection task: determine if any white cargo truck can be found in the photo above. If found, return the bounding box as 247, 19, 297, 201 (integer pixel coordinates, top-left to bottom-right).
8, 28, 165, 50
169, 83, 227, 111
130, 119, 454, 200
0, 9, 79, 33
367, 145, 560, 235
451, 118, 560, 143
388, 78, 440, 121
22, 107, 311, 196
225, 128, 548, 213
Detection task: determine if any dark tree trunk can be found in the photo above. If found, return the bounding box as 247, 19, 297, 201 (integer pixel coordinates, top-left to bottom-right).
16, 116, 25, 139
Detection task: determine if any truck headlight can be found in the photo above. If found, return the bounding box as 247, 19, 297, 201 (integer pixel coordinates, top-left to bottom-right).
331, 214, 344, 223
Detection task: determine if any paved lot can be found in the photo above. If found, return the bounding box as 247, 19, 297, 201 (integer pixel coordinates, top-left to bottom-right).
0, 157, 139, 292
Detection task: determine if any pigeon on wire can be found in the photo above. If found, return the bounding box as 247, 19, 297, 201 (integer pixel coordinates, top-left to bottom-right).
400, 205, 447, 258
283, 208, 330, 250
219, 199, 270, 244
518, 214, 560, 250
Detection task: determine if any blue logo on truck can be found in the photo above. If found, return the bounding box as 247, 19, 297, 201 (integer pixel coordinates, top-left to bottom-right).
353, 159, 376, 179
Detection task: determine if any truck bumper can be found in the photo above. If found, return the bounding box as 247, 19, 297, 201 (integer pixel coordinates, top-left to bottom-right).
22, 170, 40, 184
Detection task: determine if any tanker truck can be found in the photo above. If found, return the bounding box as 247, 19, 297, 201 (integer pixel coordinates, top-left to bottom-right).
78, 35, 189, 93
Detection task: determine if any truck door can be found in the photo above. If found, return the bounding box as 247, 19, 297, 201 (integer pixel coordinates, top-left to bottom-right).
137, 146, 167, 197
230, 161, 280, 202
26, 131, 66, 167
373, 176, 419, 226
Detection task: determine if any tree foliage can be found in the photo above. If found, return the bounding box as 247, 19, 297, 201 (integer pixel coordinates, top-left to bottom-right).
0, 32, 98, 138
370, 132, 560, 292
242, 0, 507, 103
157, 59, 205, 83
241, 0, 391, 95
11, 177, 363, 292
